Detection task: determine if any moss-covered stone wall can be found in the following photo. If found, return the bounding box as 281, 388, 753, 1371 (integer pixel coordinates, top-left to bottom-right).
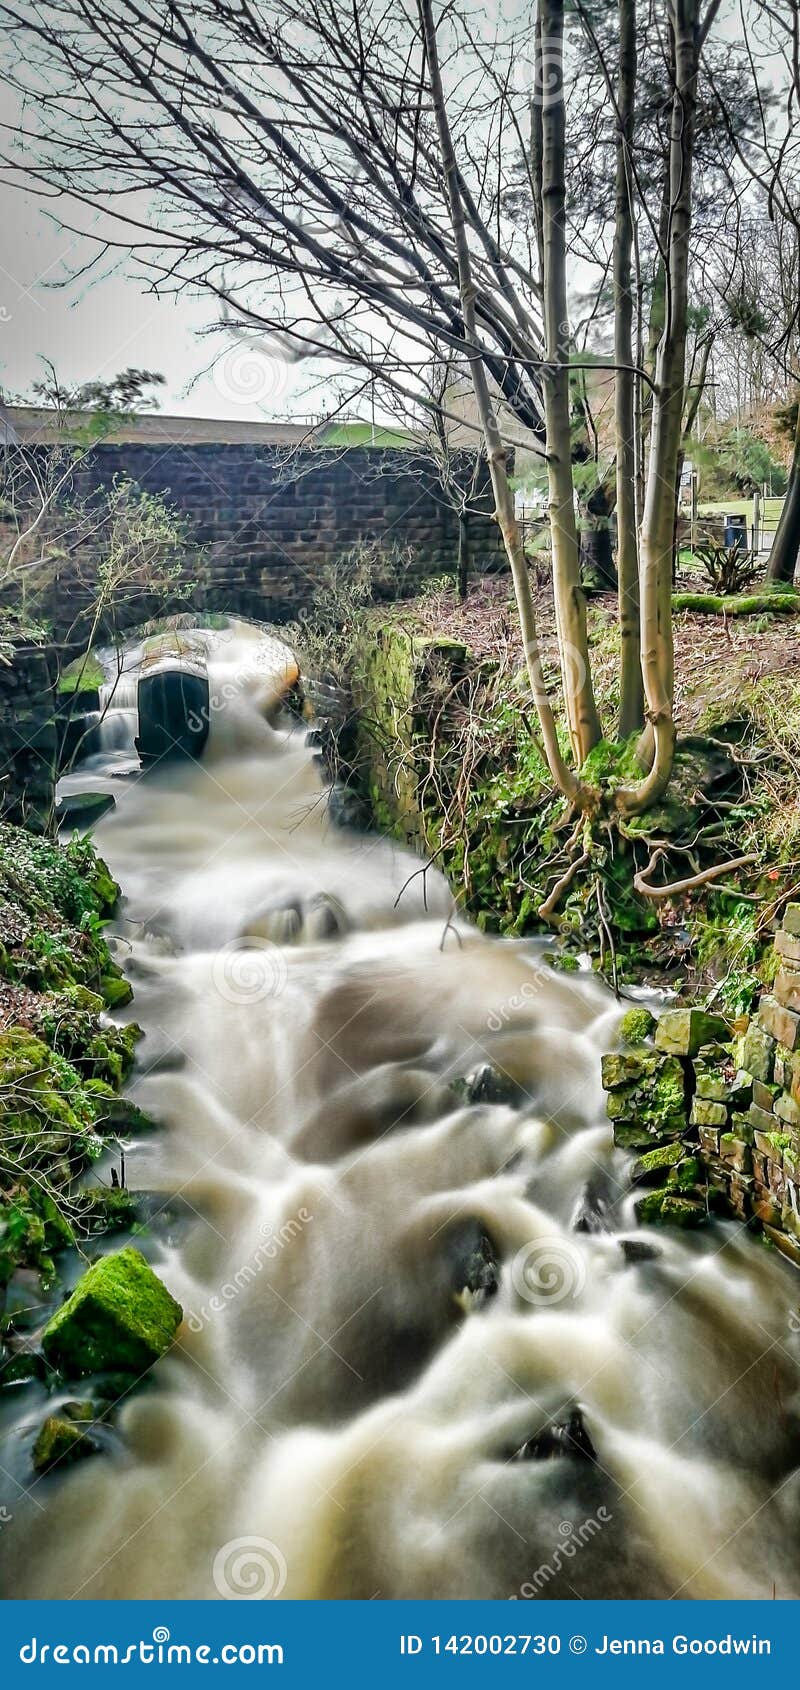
0, 639, 57, 833
601, 909, 800, 1272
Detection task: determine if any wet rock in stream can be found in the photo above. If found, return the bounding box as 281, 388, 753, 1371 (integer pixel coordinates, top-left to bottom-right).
511, 1406, 598, 1465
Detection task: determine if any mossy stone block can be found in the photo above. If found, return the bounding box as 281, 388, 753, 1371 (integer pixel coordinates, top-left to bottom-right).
654, 1008, 730, 1058
759, 996, 800, 1052
631, 1141, 684, 1184
782, 904, 800, 937
741, 1024, 777, 1084
690, 1098, 728, 1128
42, 1246, 182, 1378
100, 973, 134, 1010
601, 1050, 656, 1090
635, 1188, 706, 1228
32, 1413, 98, 1473
618, 1007, 656, 1047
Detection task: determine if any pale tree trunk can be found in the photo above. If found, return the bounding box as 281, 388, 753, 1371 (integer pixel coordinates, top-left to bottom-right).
418, 0, 587, 807
617, 0, 702, 813
614, 0, 643, 738
766, 396, 800, 585
537, 0, 601, 764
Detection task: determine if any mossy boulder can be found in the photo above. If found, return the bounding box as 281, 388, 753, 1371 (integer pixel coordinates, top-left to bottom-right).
635, 1188, 706, 1228
99, 972, 134, 1010
618, 1007, 656, 1047
41, 1246, 182, 1378
631, 1141, 684, 1185
32, 1411, 99, 1474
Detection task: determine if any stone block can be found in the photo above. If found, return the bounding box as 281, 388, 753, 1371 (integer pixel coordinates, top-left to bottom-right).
758, 997, 800, 1052
775, 930, 800, 965
42, 1247, 182, 1378
781, 903, 800, 936
774, 969, 800, 1015
719, 1134, 752, 1173
690, 1098, 728, 1128
654, 1008, 730, 1058
741, 1024, 777, 1083
774, 1090, 800, 1130
752, 1079, 780, 1112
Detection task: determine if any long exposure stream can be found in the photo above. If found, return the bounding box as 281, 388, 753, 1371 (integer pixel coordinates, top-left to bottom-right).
2, 620, 800, 1601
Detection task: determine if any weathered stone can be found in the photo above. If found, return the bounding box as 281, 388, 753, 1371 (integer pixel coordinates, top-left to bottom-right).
764, 1224, 800, 1267
32, 1413, 99, 1474
42, 1246, 182, 1378
753, 1128, 788, 1165
630, 1142, 684, 1185
781, 903, 800, 937
758, 996, 800, 1052
690, 1098, 728, 1128
719, 1133, 752, 1173
452, 1063, 518, 1106
698, 1126, 721, 1156
749, 1102, 780, 1136
752, 1079, 780, 1112
603, 1053, 687, 1144
654, 1008, 730, 1058
774, 1090, 800, 1130
601, 1051, 657, 1090
635, 1188, 706, 1229
741, 1024, 777, 1083
775, 930, 800, 965
752, 1190, 782, 1228
695, 1068, 751, 1107
55, 791, 116, 830
774, 968, 800, 1015
784, 1146, 800, 1185
767, 1162, 787, 1204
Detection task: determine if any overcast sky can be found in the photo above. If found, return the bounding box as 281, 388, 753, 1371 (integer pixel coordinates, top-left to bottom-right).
0, 170, 328, 423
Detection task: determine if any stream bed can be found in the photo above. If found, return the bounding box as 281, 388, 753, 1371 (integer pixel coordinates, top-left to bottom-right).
2, 620, 799, 1600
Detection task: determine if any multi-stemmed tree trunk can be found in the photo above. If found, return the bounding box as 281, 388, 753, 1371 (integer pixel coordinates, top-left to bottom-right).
766, 398, 800, 585
617, 0, 702, 810
537, 0, 602, 765
613, 0, 644, 738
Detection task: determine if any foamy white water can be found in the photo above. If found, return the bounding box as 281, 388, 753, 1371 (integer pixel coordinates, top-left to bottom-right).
2, 619, 799, 1601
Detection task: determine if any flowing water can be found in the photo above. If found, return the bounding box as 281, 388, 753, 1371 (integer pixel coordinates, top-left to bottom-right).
2, 619, 800, 1601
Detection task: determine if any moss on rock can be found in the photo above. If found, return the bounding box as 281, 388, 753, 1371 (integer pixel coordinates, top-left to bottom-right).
618, 1007, 656, 1046
42, 1246, 183, 1378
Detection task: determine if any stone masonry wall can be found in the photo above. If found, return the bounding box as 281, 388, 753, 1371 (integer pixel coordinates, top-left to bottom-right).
0, 642, 57, 833
601, 906, 800, 1273
11, 443, 503, 641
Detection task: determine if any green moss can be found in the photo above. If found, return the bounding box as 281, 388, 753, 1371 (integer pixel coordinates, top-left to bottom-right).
58, 653, 106, 696
32, 1412, 98, 1473
42, 1246, 183, 1377
672, 592, 800, 615
618, 1007, 656, 1046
